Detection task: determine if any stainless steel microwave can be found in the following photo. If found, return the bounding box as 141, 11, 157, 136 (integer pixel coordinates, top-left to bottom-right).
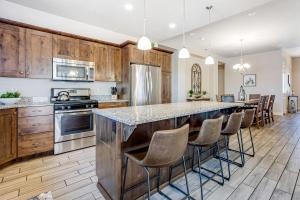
53, 58, 95, 82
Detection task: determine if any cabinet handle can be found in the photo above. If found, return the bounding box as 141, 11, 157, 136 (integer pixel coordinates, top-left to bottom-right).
32, 123, 41, 127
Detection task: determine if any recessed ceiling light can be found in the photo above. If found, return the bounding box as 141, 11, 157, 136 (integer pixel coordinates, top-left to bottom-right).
200, 37, 205, 41
124, 3, 133, 11
248, 12, 256, 17
169, 23, 176, 29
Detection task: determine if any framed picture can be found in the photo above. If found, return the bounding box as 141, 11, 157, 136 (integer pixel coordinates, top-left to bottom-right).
243, 74, 256, 87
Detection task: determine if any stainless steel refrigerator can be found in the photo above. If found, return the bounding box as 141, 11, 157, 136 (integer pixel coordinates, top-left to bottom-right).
130, 64, 161, 106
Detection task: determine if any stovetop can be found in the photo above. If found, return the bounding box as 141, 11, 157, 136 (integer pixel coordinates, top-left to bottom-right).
53, 99, 98, 111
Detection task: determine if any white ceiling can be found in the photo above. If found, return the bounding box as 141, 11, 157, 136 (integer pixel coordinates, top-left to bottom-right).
163, 0, 300, 57
6, 0, 300, 57
7, 0, 273, 41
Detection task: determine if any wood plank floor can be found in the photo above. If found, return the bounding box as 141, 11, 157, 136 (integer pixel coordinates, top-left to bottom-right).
1, 114, 300, 200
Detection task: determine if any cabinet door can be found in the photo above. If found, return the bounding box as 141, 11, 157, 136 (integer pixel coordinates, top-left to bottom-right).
162, 72, 171, 103
108, 46, 122, 82
94, 44, 109, 81
144, 50, 159, 66
0, 109, 17, 165
53, 35, 77, 59
25, 29, 52, 79
77, 40, 94, 61
128, 44, 144, 64
158, 52, 172, 73
0, 23, 26, 77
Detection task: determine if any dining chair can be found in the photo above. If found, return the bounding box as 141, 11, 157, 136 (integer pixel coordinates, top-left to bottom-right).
265, 95, 275, 123
249, 94, 261, 100
221, 94, 235, 103
254, 96, 267, 128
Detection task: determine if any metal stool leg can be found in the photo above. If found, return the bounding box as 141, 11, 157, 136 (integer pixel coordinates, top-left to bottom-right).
237, 132, 245, 167
216, 142, 225, 185
238, 130, 245, 165
249, 127, 255, 156
121, 157, 128, 200
224, 136, 231, 180
196, 147, 204, 200
144, 167, 151, 200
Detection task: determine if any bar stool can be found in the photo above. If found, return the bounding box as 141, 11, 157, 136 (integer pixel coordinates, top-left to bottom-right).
121, 124, 191, 200
216, 112, 244, 181
239, 109, 256, 157
188, 116, 224, 200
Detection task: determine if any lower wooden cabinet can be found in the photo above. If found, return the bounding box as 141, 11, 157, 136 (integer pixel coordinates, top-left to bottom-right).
17, 106, 54, 157
18, 132, 53, 157
0, 109, 17, 166
98, 102, 128, 109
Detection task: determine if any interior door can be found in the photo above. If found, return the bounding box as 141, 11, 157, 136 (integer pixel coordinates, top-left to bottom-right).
148, 66, 162, 105
130, 64, 148, 106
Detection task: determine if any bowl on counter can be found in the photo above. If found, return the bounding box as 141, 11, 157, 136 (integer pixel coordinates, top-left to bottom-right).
0, 98, 21, 105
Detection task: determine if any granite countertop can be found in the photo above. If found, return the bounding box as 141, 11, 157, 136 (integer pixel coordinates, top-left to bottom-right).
0, 101, 53, 110
97, 99, 129, 103
93, 101, 243, 126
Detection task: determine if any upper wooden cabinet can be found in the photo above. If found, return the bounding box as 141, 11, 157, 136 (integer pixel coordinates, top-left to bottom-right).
25, 29, 52, 79
53, 35, 77, 60
144, 50, 159, 66
108, 46, 122, 82
0, 109, 17, 166
162, 72, 172, 103
158, 52, 172, 73
77, 40, 94, 61
94, 43, 108, 81
0, 23, 26, 78
128, 44, 144, 64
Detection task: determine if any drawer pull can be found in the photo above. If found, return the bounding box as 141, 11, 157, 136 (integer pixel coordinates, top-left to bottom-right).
32, 123, 41, 127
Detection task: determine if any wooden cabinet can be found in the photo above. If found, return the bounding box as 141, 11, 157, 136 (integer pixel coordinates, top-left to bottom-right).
0, 109, 17, 166
108, 46, 122, 82
162, 72, 171, 103
77, 40, 94, 61
128, 44, 144, 64
98, 101, 128, 109
144, 50, 159, 66
158, 52, 171, 72
53, 35, 77, 59
0, 23, 26, 77
25, 29, 52, 78
18, 106, 54, 157
94, 44, 108, 81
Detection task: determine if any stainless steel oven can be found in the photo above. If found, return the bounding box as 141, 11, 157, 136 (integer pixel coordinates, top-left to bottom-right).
53, 58, 95, 82
55, 109, 95, 143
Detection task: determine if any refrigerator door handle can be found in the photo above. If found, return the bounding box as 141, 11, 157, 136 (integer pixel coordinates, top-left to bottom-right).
149, 70, 153, 104
145, 70, 150, 105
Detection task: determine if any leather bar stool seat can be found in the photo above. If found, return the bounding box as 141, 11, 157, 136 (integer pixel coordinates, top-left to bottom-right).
121, 124, 194, 200
188, 116, 225, 200
215, 112, 244, 181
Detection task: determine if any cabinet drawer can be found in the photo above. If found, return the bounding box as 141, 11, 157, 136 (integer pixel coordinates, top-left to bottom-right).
18, 132, 53, 157
18, 115, 53, 135
18, 106, 53, 117
98, 102, 128, 109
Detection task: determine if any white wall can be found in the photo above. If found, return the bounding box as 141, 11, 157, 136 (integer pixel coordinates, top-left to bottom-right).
172, 53, 219, 102
0, 77, 115, 98
224, 50, 284, 115
292, 57, 300, 109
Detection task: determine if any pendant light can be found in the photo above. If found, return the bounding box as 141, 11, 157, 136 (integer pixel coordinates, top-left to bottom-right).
137, 0, 152, 50
233, 39, 251, 74
178, 0, 190, 59
205, 5, 215, 65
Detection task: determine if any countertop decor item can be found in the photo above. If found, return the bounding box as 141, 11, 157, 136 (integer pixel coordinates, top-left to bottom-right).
0, 91, 21, 105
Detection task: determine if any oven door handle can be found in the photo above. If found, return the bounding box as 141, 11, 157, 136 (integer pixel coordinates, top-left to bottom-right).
55, 109, 93, 114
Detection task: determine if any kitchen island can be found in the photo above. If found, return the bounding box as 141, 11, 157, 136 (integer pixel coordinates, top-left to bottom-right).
93, 101, 242, 200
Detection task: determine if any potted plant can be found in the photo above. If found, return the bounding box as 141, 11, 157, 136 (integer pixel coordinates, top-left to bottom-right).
0, 91, 21, 105
188, 90, 193, 97
202, 91, 207, 97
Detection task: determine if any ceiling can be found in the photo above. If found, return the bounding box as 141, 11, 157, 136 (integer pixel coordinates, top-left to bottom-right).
6, 0, 299, 58
162, 0, 300, 57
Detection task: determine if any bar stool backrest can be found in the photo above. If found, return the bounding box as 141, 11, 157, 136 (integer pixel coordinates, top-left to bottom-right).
141, 124, 189, 167
241, 109, 255, 128
193, 116, 224, 146
222, 112, 243, 134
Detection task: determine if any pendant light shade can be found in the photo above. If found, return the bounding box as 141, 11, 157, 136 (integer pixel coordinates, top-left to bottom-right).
179, 47, 190, 59
137, 0, 152, 51
205, 55, 215, 65
137, 36, 152, 50
178, 0, 190, 59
